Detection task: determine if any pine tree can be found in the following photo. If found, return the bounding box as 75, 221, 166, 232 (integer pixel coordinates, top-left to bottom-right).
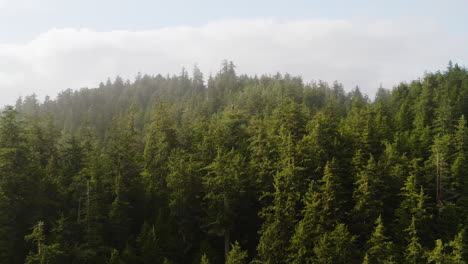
80, 129, 106, 261
136, 222, 163, 264
200, 253, 211, 264
404, 217, 425, 264
289, 159, 344, 263
364, 215, 395, 263
395, 173, 429, 244
166, 149, 203, 258
431, 134, 453, 207
25, 221, 63, 264
106, 111, 144, 250
107, 249, 124, 264
143, 102, 178, 198
0, 106, 36, 263
448, 229, 466, 264
299, 110, 341, 177
352, 155, 384, 239
313, 223, 358, 264
227, 241, 248, 264
452, 116, 468, 214
203, 149, 247, 261
426, 239, 451, 264
256, 133, 301, 264
0, 187, 15, 261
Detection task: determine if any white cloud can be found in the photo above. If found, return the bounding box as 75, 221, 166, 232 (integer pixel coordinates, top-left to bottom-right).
0, 18, 466, 106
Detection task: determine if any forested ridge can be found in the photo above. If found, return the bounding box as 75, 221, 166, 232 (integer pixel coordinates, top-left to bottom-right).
2, 61, 468, 263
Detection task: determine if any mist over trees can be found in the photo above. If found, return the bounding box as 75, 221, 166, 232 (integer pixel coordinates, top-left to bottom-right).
2, 61, 468, 263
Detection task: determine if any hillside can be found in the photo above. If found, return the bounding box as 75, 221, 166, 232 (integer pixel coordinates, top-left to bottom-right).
2, 61, 468, 263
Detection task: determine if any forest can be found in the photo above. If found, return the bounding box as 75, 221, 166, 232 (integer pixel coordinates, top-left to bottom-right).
1, 61, 468, 263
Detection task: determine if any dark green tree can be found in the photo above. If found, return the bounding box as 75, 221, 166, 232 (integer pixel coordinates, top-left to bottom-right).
203, 149, 247, 261
313, 223, 358, 264
364, 215, 395, 263
227, 241, 248, 264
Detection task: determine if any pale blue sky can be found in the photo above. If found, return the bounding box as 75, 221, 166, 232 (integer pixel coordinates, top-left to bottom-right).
0, 0, 467, 106
1, 0, 467, 43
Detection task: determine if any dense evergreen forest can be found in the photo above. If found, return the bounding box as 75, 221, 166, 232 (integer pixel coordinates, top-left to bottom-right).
2, 61, 468, 263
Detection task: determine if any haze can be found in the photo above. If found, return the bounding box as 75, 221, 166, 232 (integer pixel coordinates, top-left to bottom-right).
0, 0, 467, 106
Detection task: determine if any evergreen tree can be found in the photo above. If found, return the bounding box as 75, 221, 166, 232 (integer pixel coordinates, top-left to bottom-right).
0, 187, 15, 261
426, 239, 452, 264
227, 241, 248, 264
106, 111, 143, 250
289, 159, 344, 263
448, 229, 466, 264
136, 222, 163, 264
200, 253, 211, 264
352, 155, 384, 240
0, 61, 467, 262
313, 223, 358, 264
404, 217, 425, 264
452, 116, 468, 214
143, 102, 178, 199
25, 221, 63, 264
395, 173, 428, 239
364, 215, 395, 263
107, 249, 124, 264
431, 134, 453, 207
203, 149, 248, 261
256, 133, 301, 264
166, 149, 203, 259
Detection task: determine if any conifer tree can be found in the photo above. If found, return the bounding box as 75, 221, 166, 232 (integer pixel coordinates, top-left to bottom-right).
352, 155, 383, 239
107, 249, 124, 264
204, 149, 247, 261
452, 116, 468, 213
166, 149, 203, 257
289, 159, 344, 263
0, 187, 15, 262
200, 253, 211, 264
364, 215, 395, 263
227, 241, 248, 264
256, 133, 301, 264
448, 229, 466, 264
395, 173, 428, 243
25, 221, 63, 264
136, 222, 163, 264
107, 111, 143, 250
431, 134, 453, 207
143, 102, 177, 197
0, 60, 467, 262
426, 239, 451, 264
404, 217, 425, 264
313, 223, 358, 264
0, 106, 35, 262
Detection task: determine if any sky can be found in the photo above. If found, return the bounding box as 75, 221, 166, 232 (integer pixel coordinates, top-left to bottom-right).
0, 0, 467, 106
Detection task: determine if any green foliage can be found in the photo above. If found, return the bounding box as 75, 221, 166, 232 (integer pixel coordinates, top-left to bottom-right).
352, 155, 384, 238
25, 221, 64, 264
227, 241, 248, 264
1, 62, 468, 263
313, 223, 358, 264
404, 217, 425, 264
289, 159, 344, 263
107, 249, 124, 264
255, 133, 301, 264
395, 173, 428, 241
364, 215, 395, 263
200, 253, 211, 264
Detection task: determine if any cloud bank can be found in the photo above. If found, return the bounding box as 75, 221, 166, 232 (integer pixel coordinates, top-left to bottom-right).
0, 18, 466, 106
